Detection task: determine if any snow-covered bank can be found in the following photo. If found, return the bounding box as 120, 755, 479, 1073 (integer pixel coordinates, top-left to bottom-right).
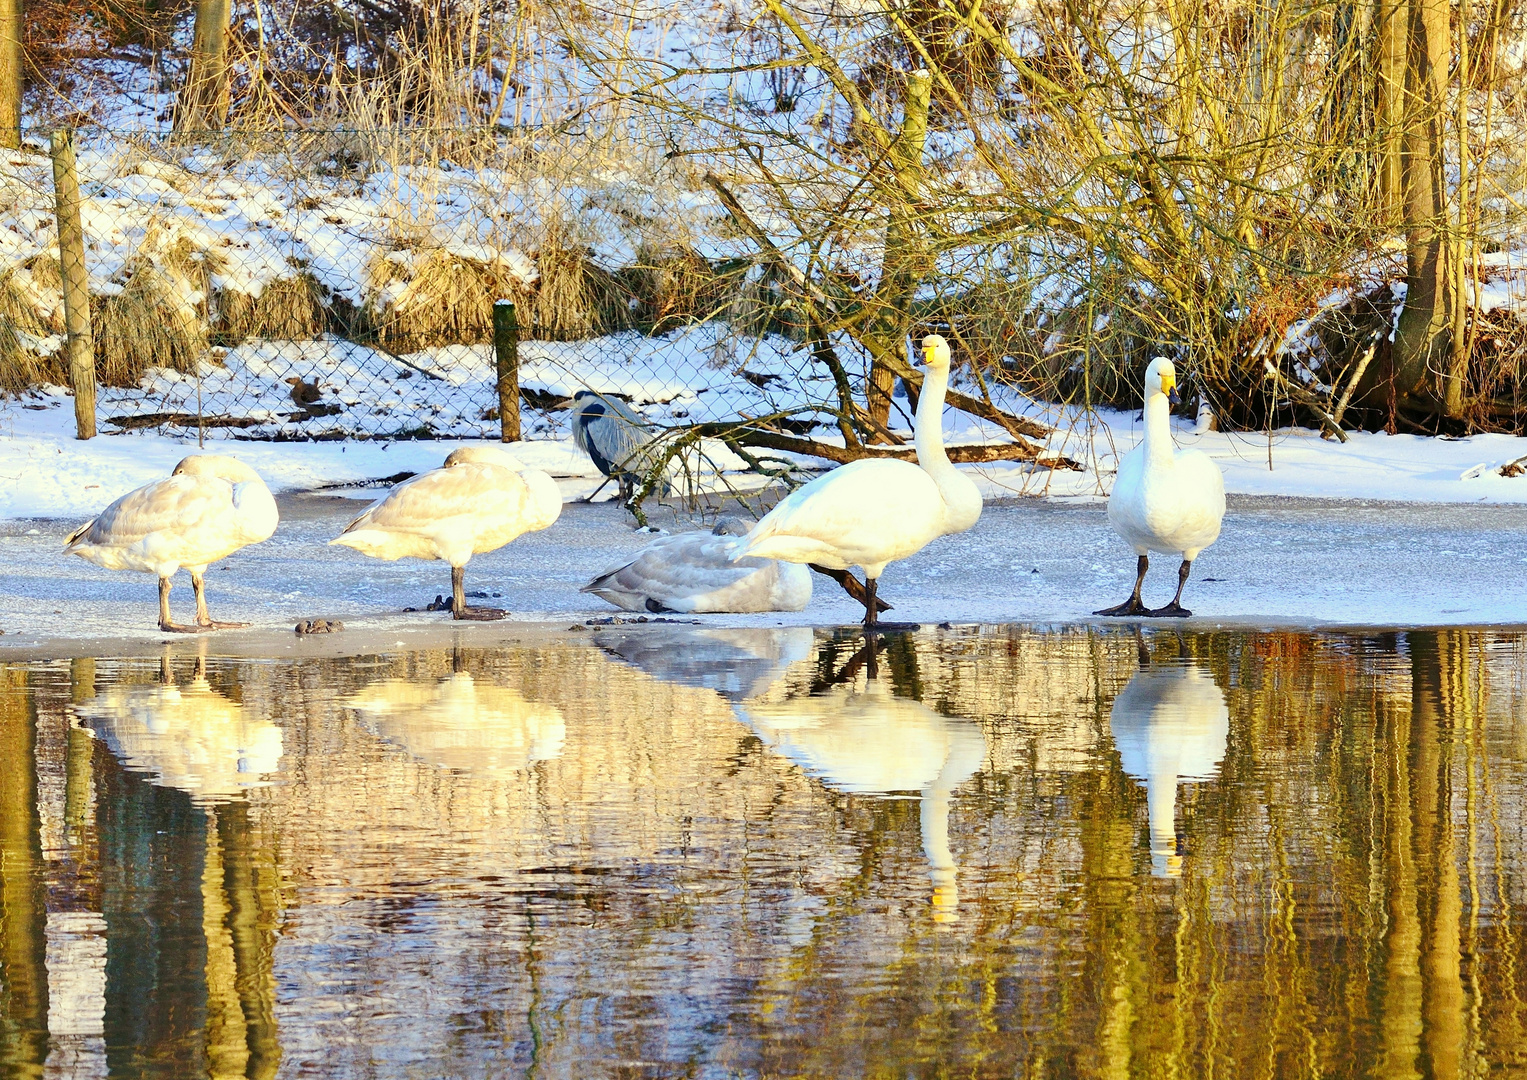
10, 387, 1527, 521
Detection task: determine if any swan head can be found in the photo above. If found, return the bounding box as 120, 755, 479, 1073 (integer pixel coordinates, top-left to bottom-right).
171, 455, 264, 486
1145, 357, 1180, 407
919, 334, 952, 370
444, 445, 523, 469
711, 516, 753, 537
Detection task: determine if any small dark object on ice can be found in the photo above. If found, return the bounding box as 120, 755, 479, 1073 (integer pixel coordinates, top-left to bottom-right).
584, 615, 700, 626
466, 590, 502, 599
567, 624, 589, 632
295, 618, 344, 635
425, 594, 451, 612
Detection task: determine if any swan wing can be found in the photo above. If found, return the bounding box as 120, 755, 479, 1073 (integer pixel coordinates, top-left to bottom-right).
584, 531, 787, 612
66, 475, 251, 571
334, 463, 536, 561
740, 459, 941, 566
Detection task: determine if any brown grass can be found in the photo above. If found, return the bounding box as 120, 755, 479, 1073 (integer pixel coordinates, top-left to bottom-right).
362, 247, 531, 352
93, 231, 211, 387
0, 256, 68, 392
216, 271, 328, 343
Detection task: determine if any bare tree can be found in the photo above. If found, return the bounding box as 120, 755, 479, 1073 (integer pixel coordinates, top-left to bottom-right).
176, 0, 233, 133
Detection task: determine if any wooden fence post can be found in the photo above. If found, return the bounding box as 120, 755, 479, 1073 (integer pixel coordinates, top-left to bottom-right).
493, 300, 521, 442
51, 129, 97, 440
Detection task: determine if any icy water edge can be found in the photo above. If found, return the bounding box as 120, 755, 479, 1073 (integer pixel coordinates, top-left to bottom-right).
2, 625, 1527, 1078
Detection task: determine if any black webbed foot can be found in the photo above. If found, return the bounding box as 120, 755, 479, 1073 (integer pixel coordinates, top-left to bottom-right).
1147, 602, 1192, 618
1094, 599, 1152, 617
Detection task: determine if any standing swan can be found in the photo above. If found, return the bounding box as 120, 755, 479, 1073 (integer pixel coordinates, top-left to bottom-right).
330, 445, 561, 620
1097, 357, 1225, 617
64, 454, 278, 633
731, 334, 982, 624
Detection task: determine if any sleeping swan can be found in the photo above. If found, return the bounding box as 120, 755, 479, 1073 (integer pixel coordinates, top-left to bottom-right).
582, 517, 811, 613
1097, 357, 1225, 617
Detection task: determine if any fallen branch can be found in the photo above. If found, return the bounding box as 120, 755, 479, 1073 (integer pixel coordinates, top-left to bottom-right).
716, 424, 1082, 470
106, 412, 264, 430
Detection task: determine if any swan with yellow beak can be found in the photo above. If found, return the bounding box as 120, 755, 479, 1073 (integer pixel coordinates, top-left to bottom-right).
1096, 357, 1225, 617
731, 334, 982, 624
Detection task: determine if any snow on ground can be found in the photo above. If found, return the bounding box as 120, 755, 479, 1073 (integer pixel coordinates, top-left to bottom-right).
3, 494, 1526, 658
12, 375, 1527, 521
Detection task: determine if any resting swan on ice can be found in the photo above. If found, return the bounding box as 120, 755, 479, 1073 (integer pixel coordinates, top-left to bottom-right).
330, 445, 561, 620
581, 517, 811, 613
731, 334, 982, 624
1097, 357, 1225, 617
64, 454, 278, 633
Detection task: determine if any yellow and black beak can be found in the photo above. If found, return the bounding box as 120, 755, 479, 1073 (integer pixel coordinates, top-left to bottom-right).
1161, 372, 1180, 407
919, 344, 935, 367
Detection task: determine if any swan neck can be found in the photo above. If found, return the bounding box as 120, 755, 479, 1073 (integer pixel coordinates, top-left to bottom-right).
914, 363, 954, 476
1144, 394, 1174, 463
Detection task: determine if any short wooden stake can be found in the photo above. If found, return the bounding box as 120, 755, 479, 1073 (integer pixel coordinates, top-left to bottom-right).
493, 300, 521, 442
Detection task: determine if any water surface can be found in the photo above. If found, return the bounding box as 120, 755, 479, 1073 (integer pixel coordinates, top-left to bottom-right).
3, 625, 1527, 1077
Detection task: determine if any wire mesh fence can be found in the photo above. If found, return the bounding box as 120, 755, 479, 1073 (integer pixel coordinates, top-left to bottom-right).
0, 127, 854, 450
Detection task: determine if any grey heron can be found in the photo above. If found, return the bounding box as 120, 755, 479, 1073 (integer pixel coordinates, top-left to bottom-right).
570, 390, 672, 503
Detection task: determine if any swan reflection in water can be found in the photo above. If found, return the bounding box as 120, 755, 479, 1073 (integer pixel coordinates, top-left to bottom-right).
75, 654, 283, 802
592, 625, 816, 702
1109, 661, 1229, 877
740, 671, 987, 924
346, 668, 566, 774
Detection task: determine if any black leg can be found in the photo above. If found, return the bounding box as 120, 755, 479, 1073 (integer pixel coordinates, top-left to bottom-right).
1149, 560, 1194, 618
1095, 554, 1152, 616
192, 571, 248, 629
863, 577, 879, 626
157, 576, 207, 634
450, 564, 506, 622
808, 564, 893, 613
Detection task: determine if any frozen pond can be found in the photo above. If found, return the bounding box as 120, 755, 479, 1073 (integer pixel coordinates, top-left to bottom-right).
3, 624, 1527, 1076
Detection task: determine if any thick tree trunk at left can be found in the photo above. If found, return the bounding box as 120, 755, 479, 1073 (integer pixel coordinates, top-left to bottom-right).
176, 0, 234, 133
0, 0, 21, 149
1391, 0, 1453, 404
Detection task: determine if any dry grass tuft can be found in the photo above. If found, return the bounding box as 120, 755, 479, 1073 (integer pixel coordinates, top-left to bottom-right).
523, 220, 633, 340
216, 270, 328, 343
94, 231, 212, 387
0, 256, 68, 392
619, 244, 726, 332
362, 247, 531, 352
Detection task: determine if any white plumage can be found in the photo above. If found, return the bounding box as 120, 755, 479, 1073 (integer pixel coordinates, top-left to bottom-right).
740, 678, 987, 924
346, 672, 566, 775
582, 517, 812, 613
64, 454, 278, 632
1098, 356, 1226, 617
1109, 662, 1229, 877
77, 669, 284, 803
732, 334, 982, 623
330, 444, 562, 620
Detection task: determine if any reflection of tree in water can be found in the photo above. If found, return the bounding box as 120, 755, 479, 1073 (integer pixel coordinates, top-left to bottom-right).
0, 668, 47, 1077
6, 631, 1527, 1075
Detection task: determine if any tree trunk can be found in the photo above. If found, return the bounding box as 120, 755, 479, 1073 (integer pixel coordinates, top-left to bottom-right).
1373, 0, 1406, 220
0, 0, 20, 149
176, 0, 234, 133
865, 70, 932, 439
1390, 0, 1452, 403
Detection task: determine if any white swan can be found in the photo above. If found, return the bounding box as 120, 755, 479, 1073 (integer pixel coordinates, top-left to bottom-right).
1109, 662, 1229, 877
732, 334, 982, 624
594, 625, 815, 701
64, 454, 278, 632
1097, 357, 1225, 617
740, 679, 987, 923
346, 672, 566, 774
330, 445, 562, 620
76, 659, 283, 803
582, 517, 812, 614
